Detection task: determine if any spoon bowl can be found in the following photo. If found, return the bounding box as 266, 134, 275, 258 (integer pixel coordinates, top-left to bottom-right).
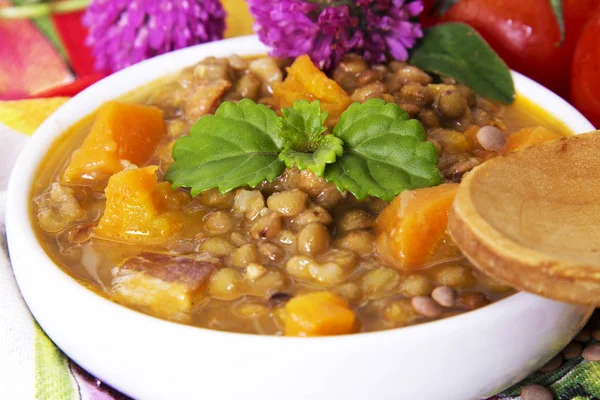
449, 131, 600, 305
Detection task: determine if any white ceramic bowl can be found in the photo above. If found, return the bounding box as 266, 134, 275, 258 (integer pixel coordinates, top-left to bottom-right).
6, 35, 595, 400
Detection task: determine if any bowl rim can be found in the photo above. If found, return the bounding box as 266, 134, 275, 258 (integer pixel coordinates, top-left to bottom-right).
6, 35, 596, 345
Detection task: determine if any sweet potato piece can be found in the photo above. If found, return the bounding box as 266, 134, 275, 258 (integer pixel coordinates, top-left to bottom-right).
273, 55, 350, 124
94, 166, 183, 243
284, 292, 356, 336
463, 125, 480, 149
504, 126, 562, 153
376, 184, 459, 270
63, 101, 166, 183
113, 253, 217, 320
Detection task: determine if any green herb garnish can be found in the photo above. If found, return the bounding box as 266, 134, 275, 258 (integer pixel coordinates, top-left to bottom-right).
166, 99, 442, 201
165, 99, 285, 196
277, 100, 344, 177
409, 23, 515, 104
325, 100, 442, 202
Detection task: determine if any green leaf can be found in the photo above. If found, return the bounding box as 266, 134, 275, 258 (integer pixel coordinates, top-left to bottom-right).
409, 22, 515, 104
549, 0, 565, 45
165, 99, 285, 196
279, 134, 344, 177
277, 100, 329, 152
276, 100, 343, 176
325, 99, 442, 201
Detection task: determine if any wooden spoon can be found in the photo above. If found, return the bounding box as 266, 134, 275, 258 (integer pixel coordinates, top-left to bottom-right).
448, 131, 600, 306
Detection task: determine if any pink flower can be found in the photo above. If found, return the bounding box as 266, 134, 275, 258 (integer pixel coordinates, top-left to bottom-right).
84, 0, 226, 73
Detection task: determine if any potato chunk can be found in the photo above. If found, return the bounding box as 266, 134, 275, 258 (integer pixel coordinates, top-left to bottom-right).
113, 253, 217, 320
94, 166, 184, 243
63, 101, 166, 183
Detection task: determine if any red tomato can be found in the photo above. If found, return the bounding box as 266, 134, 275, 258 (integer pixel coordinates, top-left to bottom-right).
52, 11, 97, 77
571, 8, 600, 128
423, 0, 598, 98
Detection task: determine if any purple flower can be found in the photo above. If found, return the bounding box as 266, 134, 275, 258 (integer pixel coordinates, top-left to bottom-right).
364, 0, 424, 63
84, 0, 226, 73
247, 0, 423, 69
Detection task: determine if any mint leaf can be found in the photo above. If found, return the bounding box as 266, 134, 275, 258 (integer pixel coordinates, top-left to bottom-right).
165, 99, 285, 196
277, 100, 343, 177
325, 99, 442, 201
409, 23, 515, 104
277, 100, 329, 152
280, 135, 344, 177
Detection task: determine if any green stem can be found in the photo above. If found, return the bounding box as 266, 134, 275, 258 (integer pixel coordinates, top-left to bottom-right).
0, 0, 89, 19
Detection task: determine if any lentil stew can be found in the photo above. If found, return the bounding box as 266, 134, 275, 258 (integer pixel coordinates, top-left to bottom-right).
32, 54, 570, 336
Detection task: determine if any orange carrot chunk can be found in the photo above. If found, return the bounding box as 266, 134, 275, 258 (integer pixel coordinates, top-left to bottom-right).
376, 184, 459, 270
273, 55, 350, 124
284, 292, 356, 337
63, 101, 166, 183
94, 166, 184, 244
504, 126, 562, 153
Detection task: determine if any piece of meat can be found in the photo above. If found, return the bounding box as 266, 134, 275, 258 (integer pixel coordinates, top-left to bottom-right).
182, 79, 231, 123
113, 253, 217, 321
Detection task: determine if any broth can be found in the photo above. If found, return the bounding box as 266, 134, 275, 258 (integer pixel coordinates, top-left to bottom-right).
31, 54, 571, 335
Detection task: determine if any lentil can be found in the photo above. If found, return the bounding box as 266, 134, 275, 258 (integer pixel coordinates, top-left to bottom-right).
204, 211, 236, 236
229, 243, 259, 268
338, 209, 374, 232
437, 91, 468, 119
398, 274, 434, 297
297, 223, 330, 256
333, 283, 362, 305
433, 264, 477, 289
336, 230, 374, 256
257, 242, 286, 264
361, 267, 400, 298
250, 211, 282, 240
209, 268, 244, 300
235, 73, 261, 100
267, 189, 308, 217
293, 205, 333, 226
384, 299, 419, 324
233, 190, 265, 220
200, 237, 236, 257
350, 81, 386, 103
357, 69, 382, 86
